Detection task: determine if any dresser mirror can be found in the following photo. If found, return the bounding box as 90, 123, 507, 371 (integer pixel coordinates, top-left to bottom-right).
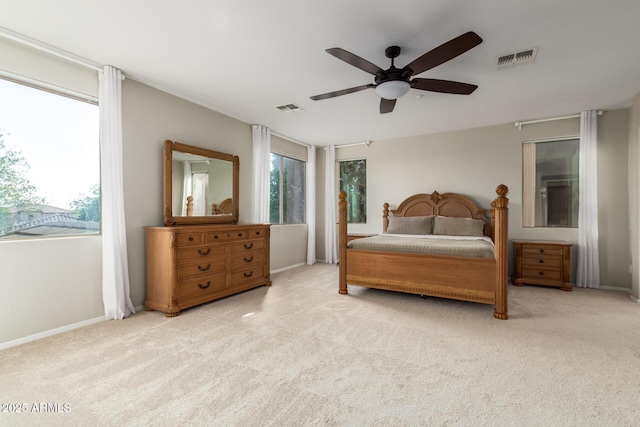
163, 140, 239, 225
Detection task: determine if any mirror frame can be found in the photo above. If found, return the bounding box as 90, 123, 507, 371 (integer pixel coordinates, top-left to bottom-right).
163, 140, 239, 225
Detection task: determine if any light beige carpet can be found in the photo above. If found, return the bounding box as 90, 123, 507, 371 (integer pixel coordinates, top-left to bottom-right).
1, 263, 639, 426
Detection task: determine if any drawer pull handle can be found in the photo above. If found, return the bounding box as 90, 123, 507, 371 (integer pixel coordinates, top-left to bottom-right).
256, 232, 261, 236
539, 249, 544, 253
238, 233, 244, 237
244, 256, 253, 263
244, 243, 253, 249
198, 264, 211, 272
189, 236, 194, 241
198, 281, 211, 289
198, 248, 211, 256
244, 271, 253, 278
213, 235, 219, 239
539, 271, 544, 275
539, 259, 544, 264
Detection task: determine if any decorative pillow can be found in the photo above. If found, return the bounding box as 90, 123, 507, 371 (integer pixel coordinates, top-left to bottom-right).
433, 216, 485, 236
385, 215, 434, 235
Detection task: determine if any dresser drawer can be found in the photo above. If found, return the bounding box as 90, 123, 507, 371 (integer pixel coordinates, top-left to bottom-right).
177, 258, 227, 280
228, 229, 250, 240
179, 272, 227, 300
230, 239, 266, 253
177, 244, 227, 263
250, 229, 267, 239
231, 266, 266, 287
522, 268, 562, 282
230, 251, 266, 271
522, 246, 562, 257
176, 232, 206, 246
522, 257, 562, 269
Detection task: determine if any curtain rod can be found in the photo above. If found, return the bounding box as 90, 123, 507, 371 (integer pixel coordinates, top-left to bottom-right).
324, 141, 371, 150
0, 26, 103, 72
515, 110, 603, 130
270, 131, 312, 148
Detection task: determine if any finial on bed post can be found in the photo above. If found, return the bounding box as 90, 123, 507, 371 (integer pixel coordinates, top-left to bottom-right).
491, 184, 509, 320
338, 191, 348, 295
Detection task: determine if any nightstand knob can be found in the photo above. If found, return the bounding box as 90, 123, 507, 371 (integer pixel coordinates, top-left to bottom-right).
539, 271, 544, 275
539, 259, 544, 264
539, 249, 544, 253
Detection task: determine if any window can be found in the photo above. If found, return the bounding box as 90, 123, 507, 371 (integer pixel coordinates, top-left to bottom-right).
0, 78, 100, 239
339, 159, 367, 224
270, 153, 305, 224
522, 138, 579, 227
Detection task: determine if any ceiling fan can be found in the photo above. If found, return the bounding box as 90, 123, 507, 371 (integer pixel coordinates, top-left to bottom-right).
310, 31, 482, 114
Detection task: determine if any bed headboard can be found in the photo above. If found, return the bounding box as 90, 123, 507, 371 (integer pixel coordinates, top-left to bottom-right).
383, 191, 492, 238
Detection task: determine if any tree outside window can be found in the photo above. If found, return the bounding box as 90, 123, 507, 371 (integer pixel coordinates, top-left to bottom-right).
339, 159, 367, 224
270, 153, 305, 224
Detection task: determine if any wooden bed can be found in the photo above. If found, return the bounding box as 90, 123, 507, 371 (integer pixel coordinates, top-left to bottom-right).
338, 185, 510, 319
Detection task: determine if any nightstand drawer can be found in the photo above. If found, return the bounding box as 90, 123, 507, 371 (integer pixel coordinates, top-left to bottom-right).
522, 268, 562, 281
522, 246, 562, 257
522, 257, 562, 269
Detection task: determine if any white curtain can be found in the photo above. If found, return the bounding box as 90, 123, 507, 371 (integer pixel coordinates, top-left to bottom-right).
99, 65, 135, 319
306, 145, 316, 265
181, 160, 192, 216
324, 145, 338, 263
252, 124, 271, 223
576, 110, 600, 288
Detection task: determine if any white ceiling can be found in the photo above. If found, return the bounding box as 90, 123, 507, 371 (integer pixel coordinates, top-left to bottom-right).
2, 0, 640, 146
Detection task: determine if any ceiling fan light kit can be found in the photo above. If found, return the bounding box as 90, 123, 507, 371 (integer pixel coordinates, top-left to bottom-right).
310, 31, 483, 114
375, 80, 411, 100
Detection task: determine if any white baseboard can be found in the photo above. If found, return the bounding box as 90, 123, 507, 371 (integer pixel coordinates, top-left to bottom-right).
271, 262, 307, 275
0, 315, 106, 351
600, 285, 631, 292
0, 305, 147, 351
630, 294, 640, 304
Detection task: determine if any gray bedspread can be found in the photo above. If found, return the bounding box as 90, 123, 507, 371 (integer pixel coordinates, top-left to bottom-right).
347, 234, 495, 259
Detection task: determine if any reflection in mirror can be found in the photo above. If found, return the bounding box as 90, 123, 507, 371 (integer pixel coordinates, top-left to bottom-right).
522, 138, 579, 227
171, 152, 233, 217
163, 140, 239, 225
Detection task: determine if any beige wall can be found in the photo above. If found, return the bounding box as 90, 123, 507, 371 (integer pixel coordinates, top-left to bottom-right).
316, 110, 631, 289
0, 236, 103, 345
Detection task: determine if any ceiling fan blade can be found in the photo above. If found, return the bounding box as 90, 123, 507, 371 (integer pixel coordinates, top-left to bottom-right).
326, 48, 384, 75
405, 31, 482, 76
411, 78, 478, 95
380, 98, 396, 114
310, 84, 373, 101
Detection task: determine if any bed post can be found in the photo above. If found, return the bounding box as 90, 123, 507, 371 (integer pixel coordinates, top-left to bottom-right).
492, 184, 509, 320
338, 191, 348, 295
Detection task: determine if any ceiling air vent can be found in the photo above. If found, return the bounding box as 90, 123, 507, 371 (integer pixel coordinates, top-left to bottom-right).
275, 103, 304, 113
497, 47, 538, 68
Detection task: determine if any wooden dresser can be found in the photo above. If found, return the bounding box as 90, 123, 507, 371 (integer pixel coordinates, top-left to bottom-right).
512, 240, 572, 291
144, 223, 271, 316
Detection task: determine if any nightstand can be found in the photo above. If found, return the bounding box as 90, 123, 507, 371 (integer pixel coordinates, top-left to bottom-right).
512, 240, 572, 291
